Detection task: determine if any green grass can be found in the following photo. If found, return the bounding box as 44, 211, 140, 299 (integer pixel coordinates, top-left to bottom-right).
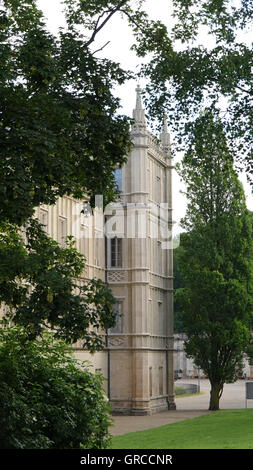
111, 409, 253, 449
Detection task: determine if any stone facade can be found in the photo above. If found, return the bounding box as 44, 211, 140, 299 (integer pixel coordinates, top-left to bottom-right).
35, 86, 175, 415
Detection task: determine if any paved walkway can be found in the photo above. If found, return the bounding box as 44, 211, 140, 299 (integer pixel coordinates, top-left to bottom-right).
110, 409, 210, 436
110, 379, 249, 436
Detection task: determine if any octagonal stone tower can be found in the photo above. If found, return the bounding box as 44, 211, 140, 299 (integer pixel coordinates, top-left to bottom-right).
106, 86, 176, 414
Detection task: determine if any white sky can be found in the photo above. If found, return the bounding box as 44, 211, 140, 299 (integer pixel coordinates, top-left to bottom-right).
37, 0, 253, 231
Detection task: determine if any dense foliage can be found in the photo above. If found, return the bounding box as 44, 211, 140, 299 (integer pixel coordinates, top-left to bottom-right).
0, 2, 138, 448
0, 219, 116, 349
2, 0, 253, 436
0, 325, 112, 449
0, 0, 145, 348
2, 0, 252, 211
175, 111, 253, 410
173, 245, 185, 333
0, 0, 134, 225
134, 0, 253, 177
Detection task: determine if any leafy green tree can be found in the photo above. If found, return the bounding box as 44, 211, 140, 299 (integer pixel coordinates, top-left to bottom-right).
0, 325, 112, 449
175, 111, 253, 410
0, 218, 116, 349
0, 1, 130, 449
3, 0, 252, 205
0, 0, 154, 346
173, 245, 185, 333
0, 0, 176, 448
0, 0, 171, 342
133, 0, 253, 177
0, 0, 135, 225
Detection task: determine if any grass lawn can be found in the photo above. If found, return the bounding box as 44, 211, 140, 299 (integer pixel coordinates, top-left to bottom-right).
111, 409, 253, 449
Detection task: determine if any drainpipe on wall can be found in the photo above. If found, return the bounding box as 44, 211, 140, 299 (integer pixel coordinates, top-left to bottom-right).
105, 234, 111, 401
166, 340, 170, 410
105, 329, 111, 401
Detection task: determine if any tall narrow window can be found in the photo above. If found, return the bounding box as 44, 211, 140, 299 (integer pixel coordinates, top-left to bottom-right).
158, 240, 162, 274
59, 217, 67, 246
94, 232, 101, 266
39, 209, 48, 232
156, 175, 161, 202
80, 224, 89, 258
147, 166, 150, 193
114, 169, 122, 192
111, 237, 122, 267
149, 367, 153, 397
110, 301, 123, 334
159, 367, 163, 396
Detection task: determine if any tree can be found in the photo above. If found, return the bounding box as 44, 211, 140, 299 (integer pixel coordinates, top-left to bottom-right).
175, 111, 253, 410
0, 0, 157, 347
0, 0, 173, 342
173, 245, 185, 333
133, 0, 253, 179
0, 2, 140, 447
0, 0, 182, 447
0, 325, 112, 449
0, 0, 135, 226
0, 219, 116, 349
3, 0, 252, 208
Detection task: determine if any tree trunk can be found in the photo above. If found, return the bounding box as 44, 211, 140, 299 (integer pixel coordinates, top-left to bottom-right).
209, 383, 222, 410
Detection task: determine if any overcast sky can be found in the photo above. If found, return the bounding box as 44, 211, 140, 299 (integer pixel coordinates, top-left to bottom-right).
36, 0, 253, 232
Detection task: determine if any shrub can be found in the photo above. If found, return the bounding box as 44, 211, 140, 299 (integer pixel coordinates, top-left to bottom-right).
0, 325, 112, 449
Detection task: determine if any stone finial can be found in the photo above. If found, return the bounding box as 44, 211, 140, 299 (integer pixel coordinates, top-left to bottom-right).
132, 85, 146, 132
160, 114, 171, 154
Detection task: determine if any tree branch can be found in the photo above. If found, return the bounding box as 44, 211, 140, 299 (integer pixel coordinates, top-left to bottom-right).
119, 8, 141, 29
85, 0, 129, 48
91, 40, 111, 55
236, 84, 253, 96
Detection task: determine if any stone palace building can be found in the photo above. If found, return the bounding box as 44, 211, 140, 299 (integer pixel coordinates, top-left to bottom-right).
35, 86, 176, 415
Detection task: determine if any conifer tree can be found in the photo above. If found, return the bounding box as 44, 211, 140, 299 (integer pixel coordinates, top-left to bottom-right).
176, 110, 253, 410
